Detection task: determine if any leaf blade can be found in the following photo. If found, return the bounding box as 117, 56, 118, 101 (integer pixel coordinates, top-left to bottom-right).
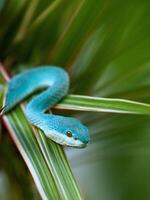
55, 94, 150, 115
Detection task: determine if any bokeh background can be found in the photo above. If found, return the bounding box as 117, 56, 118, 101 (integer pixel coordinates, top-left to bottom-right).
0, 0, 150, 199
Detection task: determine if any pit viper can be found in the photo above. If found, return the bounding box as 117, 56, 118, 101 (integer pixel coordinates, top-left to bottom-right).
4, 66, 90, 148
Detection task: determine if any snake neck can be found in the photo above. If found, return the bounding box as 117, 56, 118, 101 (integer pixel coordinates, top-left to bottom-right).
26, 111, 55, 131
25, 82, 68, 132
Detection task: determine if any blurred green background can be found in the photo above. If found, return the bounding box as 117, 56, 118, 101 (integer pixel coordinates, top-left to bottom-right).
0, 0, 150, 199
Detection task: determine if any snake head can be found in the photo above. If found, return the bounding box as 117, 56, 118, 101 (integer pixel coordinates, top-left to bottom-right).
63, 117, 90, 148
44, 116, 90, 148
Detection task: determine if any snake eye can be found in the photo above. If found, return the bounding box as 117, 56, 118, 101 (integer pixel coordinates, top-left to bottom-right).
66, 131, 72, 137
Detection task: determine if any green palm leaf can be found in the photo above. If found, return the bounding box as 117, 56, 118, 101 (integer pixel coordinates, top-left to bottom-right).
56, 95, 150, 114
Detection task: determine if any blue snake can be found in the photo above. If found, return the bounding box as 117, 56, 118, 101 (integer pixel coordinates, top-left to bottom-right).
4, 66, 90, 148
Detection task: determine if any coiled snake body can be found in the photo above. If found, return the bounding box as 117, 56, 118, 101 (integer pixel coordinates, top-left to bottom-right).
4, 66, 89, 148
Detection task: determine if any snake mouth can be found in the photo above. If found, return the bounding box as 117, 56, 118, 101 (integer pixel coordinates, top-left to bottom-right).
45, 130, 87, 148
67, 140, 87, 148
